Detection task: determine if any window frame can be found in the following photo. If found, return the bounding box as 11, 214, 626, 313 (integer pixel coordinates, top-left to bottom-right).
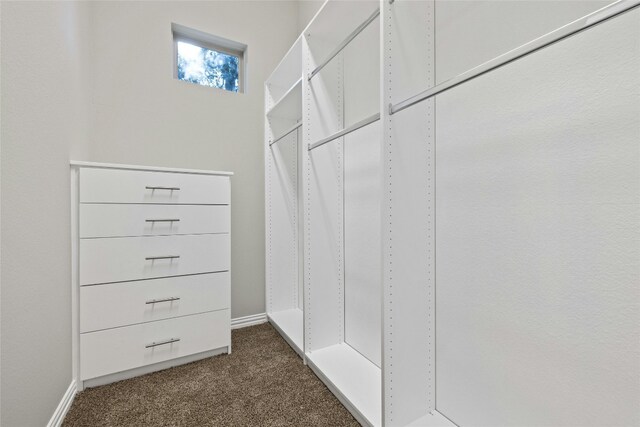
172, 23, 247, 93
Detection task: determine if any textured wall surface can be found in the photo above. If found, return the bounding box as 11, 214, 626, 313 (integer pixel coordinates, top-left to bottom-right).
1, 2, 91, 425
435, 7, 640, 426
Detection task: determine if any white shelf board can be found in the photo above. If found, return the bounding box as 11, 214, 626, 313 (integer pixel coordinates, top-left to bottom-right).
307, 343, 381, 427
266, 77, 302, 121
407, 411, 458, 427
268, 309, 304, 356
266, 35, 302, 90
69, 161, 233, 176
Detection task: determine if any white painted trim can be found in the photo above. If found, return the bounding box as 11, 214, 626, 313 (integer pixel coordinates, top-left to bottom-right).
47, 381, 76, 427
81, 348, 228, 390
306, 357, 372, 427
231, 312, 267, 330
171, 23, 247, 55
69, 161, 233, 176
268, 313, 304, 359
70, 167, 81, 391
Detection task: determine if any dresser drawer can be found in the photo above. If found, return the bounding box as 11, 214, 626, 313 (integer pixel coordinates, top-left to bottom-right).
80, 310, 230, 380
79, 168, 230, 204
80, 272, 230, 333
79, 234, 229, 285
80, 204, 230, 238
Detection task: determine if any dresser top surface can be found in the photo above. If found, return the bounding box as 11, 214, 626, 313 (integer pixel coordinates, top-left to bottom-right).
70, 161, 234, 176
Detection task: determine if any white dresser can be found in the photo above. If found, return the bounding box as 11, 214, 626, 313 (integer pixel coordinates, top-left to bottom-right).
70, 162, 233, 390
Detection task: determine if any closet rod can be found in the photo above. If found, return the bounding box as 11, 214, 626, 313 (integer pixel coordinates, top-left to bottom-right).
307, 8, 380, 81
389, 0, 640, 116
308, 113, 380, 151
270, 122, 302, 147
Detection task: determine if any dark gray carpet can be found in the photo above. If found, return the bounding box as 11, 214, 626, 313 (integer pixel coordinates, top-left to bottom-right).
63, 323, 358, 426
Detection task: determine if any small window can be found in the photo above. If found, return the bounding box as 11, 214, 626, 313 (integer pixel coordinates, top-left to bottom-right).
172, 23, 247, 93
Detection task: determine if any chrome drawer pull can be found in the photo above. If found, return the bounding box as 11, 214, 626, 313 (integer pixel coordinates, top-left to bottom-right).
145, 338, 180, 349
145, 186, 181, 191
145, 255, 180, 261
145, 219, 181, 223
145, 297, 180, 305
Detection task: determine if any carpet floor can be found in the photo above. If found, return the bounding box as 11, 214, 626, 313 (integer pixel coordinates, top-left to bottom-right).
63, 323, 359, 426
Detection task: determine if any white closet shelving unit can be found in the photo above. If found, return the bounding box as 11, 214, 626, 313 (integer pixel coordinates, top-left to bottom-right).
302, 1, 382, 426
265, 36, 305, 357
266, 1, 640, 426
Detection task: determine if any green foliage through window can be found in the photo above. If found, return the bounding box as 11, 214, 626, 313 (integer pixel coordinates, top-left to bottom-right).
177, 41, 239, 92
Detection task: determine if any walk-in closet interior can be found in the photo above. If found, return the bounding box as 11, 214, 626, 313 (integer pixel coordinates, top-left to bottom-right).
1, 0, 638, 425
265, 0, 640, 426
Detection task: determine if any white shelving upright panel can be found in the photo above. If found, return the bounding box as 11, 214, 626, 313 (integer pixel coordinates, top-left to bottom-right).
381, 1, 448, 426
302, 1, 382, 426
265, 36, 305, 357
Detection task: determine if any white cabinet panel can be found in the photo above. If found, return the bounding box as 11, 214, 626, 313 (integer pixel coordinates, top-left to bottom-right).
80, 204, 229, 238
79, 168, 230, 204
79, 234, 230, 285
267, 134, 299, 314
80, 310, 230, 380
80, 272, 230, 333
344, 122, 382, 368
305, 140, 344, 351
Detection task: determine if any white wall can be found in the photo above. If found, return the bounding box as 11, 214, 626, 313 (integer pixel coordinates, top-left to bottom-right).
0, 2, 91, 425
84, 1, 299, 319
435, 0, 610, 83
1, 1, 300, 424
298, 0, 324, 33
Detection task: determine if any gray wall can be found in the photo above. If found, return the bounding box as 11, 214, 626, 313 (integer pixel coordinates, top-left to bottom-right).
1, 2, 91, 425
298, 0, 323, 33
84, 1, 299, 320
1, 1, 299, 424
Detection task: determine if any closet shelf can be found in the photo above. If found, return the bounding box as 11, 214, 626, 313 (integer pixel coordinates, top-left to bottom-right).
266, 77, 302, 121
268, 309, 304, 356
406, 411, 457, 427
307, 343, 381, 427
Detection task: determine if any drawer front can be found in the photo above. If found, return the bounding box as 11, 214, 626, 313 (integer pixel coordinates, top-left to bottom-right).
80, 310, 230, 380
80, 272, 230, 333
79, 234, 229, 285
80, 204, 230, 238
79, 168, 230, 204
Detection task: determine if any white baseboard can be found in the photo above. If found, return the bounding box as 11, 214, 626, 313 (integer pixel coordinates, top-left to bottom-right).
47, 380, 76, 427
231, 312, 267, 329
